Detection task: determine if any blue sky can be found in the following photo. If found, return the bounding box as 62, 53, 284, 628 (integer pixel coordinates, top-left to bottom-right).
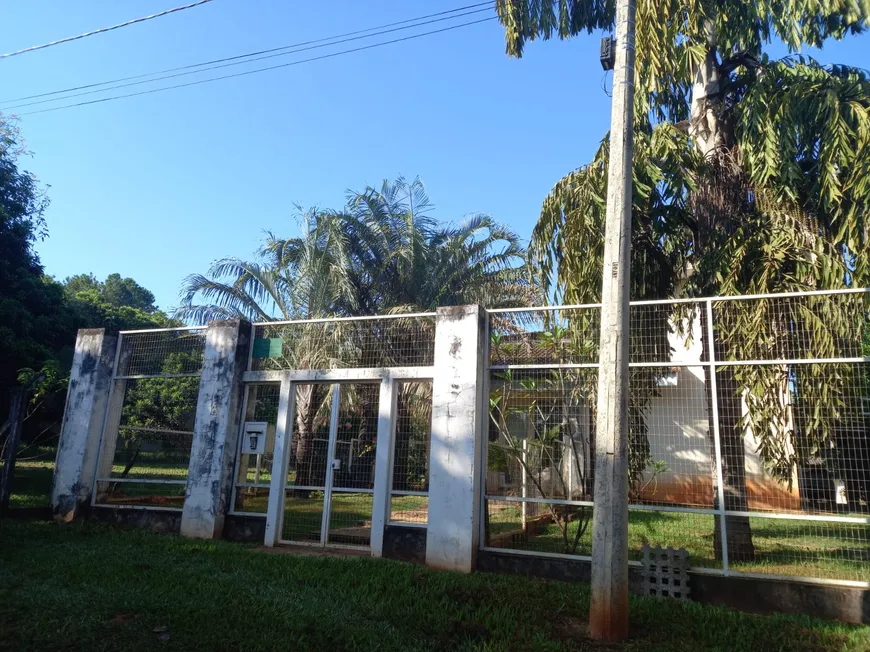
4, 1, 869, 313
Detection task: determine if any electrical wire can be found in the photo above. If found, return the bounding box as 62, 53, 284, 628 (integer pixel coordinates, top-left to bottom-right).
601, 70, 612, 97
3, 6, 493, 111
18, 17, 497, 116
0, 0, 216, 60
1, 2, 494, 106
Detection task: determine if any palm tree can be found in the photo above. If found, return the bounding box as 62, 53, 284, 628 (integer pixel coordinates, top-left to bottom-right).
333, 177, 541, 486
176, 209, 355, 324
177, 176, 539, 488
495, 1, 870, 559
337, 176, 539, 314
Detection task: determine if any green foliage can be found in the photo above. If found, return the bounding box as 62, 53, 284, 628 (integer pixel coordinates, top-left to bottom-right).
496, 1, 869, 121
63, 273, 171, 332
496, 1, 870, 496
121, 355, 200, 433
489, 331, 596, 555
119, 375, 198, 438
64, 272, 157, 313
177, 176, 540, 324
0, 118, 70, 403
16, 360, 66, 398
65, 288, 174, 332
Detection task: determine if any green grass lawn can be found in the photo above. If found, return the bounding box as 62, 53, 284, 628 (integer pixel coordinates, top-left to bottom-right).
9, 456, 864, 583
486, 504, 870, 582
108, 461, 189, 480
279, 493, 429, 542
0, 520, 867, 651
234, 489, 427, 517
4, 457, 54, 509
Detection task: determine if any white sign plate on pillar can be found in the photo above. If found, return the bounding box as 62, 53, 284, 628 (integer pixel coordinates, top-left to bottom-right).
241, 421, 268, 455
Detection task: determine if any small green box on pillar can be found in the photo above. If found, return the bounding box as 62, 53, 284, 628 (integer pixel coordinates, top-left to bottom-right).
252, 338, 283, 359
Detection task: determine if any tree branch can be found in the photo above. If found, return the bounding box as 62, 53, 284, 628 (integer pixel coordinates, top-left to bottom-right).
720, 51, 763, 76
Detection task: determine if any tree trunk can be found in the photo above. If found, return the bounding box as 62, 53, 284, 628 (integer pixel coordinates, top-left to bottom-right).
294, 384, 326, 488
690, 22, 756, 562
713, 367, 756, 561
120, 439, 141, 478
0, 389, 26, 515
353, 383, 380, 488
699, 310, 756, 561
690, 24, 724, 160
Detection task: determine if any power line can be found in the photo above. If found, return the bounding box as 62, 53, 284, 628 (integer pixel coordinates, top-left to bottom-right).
0, 0, 217, 60
18, 17, 496, 116
1, 2, 493, 106
3, 5, 493, 111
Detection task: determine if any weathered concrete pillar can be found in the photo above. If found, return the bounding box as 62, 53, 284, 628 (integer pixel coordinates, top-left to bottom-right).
425, 305, 487, 572
51, 329, 118, 522
180, 319, 251, 539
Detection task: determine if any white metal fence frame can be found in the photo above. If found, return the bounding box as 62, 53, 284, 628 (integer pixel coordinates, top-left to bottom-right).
240, 368, 435, 552
91, 326, 207, 512
234, 312, 438, 551
481, 288, 870, 589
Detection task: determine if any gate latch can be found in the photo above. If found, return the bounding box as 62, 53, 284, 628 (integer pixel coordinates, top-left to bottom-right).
331, 459, 341, 471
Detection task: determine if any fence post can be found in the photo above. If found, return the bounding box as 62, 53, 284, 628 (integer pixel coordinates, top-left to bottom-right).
370, 376, 397, 557
705, 299, 730, 574
51, 329, 118, 522
521, 439, 528, 530
0, 389, 26, 515
180, 319, 251, 539
263, 375, 294, 546
425, 305, 487, 573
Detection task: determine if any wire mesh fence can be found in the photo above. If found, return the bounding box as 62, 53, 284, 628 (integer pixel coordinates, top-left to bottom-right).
116, 328, 207, 377
87, 292, 867, 580
93, 329, 205, 509
483, 290, 870, 585
251, 314, 436, 371
280, 383, 382, 547
327, 384, 379, 547
232, 383, 281, 514
281, 383, 334, 544
390, 381, 432, 525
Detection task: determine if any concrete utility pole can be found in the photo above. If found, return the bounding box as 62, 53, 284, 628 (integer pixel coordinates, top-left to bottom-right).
589, 0, 636, 642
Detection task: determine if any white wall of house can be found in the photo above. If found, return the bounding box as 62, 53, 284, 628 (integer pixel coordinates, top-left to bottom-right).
640, 312, 799, 509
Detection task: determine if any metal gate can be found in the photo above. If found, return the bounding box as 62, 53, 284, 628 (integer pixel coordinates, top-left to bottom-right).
279, 382, 381, 548
251, 368, 434, 553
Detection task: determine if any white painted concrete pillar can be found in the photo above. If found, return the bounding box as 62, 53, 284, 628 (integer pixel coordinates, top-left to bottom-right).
51, 329, 118, 522
370, 376, 397, 557
180, 320, 250, 539
425, 305, 487, 572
